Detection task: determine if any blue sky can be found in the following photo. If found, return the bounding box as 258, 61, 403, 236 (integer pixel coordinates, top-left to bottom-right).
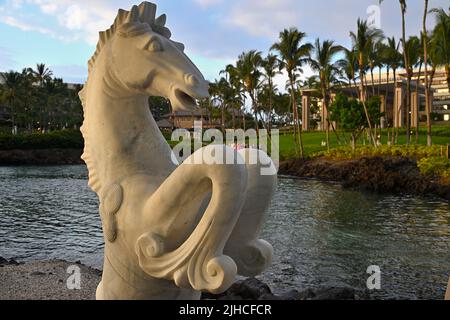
0, 0, 448, 86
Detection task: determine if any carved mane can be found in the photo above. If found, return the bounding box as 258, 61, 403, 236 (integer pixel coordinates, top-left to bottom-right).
79, 2, 173, 194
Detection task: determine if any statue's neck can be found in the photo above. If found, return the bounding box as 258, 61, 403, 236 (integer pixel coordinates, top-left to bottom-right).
84, 70, 176, 190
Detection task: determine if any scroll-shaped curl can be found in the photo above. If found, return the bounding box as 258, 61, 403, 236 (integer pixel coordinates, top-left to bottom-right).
231, 240, 273, 277
135, 232, 165, 258
135, 219, 238, 294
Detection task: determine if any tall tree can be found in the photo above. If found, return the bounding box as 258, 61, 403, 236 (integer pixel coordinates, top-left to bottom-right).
422, 0, 432, 146
430, 7, 450, 92
380, 0, 412, 144
0, 71, 22, 133
262, 54, 280, 131
236, 50, 263, 135
338, 47, 359, 97
350, 18, 384, 145
309, 38, 342, 150
271, 27, 312, 158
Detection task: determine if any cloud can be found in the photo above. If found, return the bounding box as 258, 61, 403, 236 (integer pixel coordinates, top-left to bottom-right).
0, 0, 123, 44
224, 0, 299, 38
0, 15, 55, 36
193, 0, 224, 8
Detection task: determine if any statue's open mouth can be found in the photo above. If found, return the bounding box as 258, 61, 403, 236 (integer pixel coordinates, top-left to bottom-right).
175, 89, 197, 108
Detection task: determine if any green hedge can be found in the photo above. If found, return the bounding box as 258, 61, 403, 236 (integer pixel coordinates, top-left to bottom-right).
314, 145, 443, 160
417, 157, 450, 178
0, 130, 84, 150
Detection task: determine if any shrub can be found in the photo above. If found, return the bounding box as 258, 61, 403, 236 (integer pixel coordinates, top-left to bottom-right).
0, 130, 84, 150
417, 157, 450, 178
313, 145, 442, 160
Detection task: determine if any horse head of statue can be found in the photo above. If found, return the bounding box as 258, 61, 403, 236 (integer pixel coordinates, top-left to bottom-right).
85, 2, 209, 110
79, 1, 276, 300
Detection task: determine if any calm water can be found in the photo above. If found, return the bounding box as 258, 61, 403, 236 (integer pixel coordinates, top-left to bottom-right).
0, 165, 449, 299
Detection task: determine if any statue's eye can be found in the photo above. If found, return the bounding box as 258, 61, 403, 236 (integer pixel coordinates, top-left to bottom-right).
146, 38, 162, 52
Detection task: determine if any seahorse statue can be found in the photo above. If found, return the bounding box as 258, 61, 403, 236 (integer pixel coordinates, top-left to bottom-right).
78, 1, 276, 300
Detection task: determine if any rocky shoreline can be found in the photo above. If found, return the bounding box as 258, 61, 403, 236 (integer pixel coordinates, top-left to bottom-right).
1, 149, 447, 200
0, 149, 83, 165
279, 157, 450, 201
0, 258, 362, 300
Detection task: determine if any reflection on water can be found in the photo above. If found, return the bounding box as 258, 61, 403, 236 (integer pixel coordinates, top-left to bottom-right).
0, 166, 449, 299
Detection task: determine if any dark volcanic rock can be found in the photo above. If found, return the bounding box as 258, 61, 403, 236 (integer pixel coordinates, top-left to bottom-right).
201, 278, 358, 300
0, 257, 21, 266
279, 157, 450, 200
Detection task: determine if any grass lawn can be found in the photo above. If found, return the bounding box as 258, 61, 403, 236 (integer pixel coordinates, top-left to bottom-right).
278, 125, 450, 160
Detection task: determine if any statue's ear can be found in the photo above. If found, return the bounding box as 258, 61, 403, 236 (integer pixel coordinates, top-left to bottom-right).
172, 41, 185, 52
118, 22, 152, 38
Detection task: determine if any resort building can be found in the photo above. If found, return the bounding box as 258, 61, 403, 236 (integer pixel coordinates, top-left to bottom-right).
301, 68, 449, 131
157, 110, 222, 130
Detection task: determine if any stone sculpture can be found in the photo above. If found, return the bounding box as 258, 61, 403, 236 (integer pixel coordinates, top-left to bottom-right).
79, 1, 276, 300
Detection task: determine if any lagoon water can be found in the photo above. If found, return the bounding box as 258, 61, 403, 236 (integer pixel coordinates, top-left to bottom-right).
0, 165, 449, 299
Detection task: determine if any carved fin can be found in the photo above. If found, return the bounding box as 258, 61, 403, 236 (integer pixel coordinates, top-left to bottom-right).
138, 2, 157, 24
155, 14, 166, 26
127, 5, 140, 23
101, 184, 123, 243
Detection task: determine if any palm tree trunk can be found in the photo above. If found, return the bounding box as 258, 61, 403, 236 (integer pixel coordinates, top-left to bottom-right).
400, 4, 411, 145
446, 65, 450, 92
385, 67, 390, 128
289, 72, 303, 158
359, 66, 377, 146
415, 62, 422, 144
378, 67, 382, 95
393, 68, 399, 144
221, 103, 225, 134
406, 75, 412, 145
250, 92, 259, 138
321, 85, 330, 151
422, 0, 433, 147
268, 80, 273, 132
371, 68, 375, 96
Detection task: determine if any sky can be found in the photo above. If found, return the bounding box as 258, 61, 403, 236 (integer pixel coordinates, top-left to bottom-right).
0, 0, 448, 88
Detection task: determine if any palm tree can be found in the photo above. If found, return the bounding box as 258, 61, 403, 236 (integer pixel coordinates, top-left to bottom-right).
422, 0, 432, 146
430, 7, 450, 92
380, 0, 412, 143
309, 38, 342, 149
262, 54, 280, 131
209, 78, 228, 133
350, 18, 384, 145
0, 71, 22, 133
221, 64, 247, 129
403, 36, 421, 143
32, 63, 53, 87
367, 39, 382, 96
271, 28, 312, 158
338, 47, 359, 97
30, 63, 53, 131
235, 50, 263, 135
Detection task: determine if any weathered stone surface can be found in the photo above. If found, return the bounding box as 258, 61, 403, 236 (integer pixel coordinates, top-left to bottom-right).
79, 1, 276, 300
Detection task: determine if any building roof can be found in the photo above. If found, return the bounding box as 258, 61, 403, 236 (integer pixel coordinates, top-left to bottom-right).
156, 119, 173, 128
